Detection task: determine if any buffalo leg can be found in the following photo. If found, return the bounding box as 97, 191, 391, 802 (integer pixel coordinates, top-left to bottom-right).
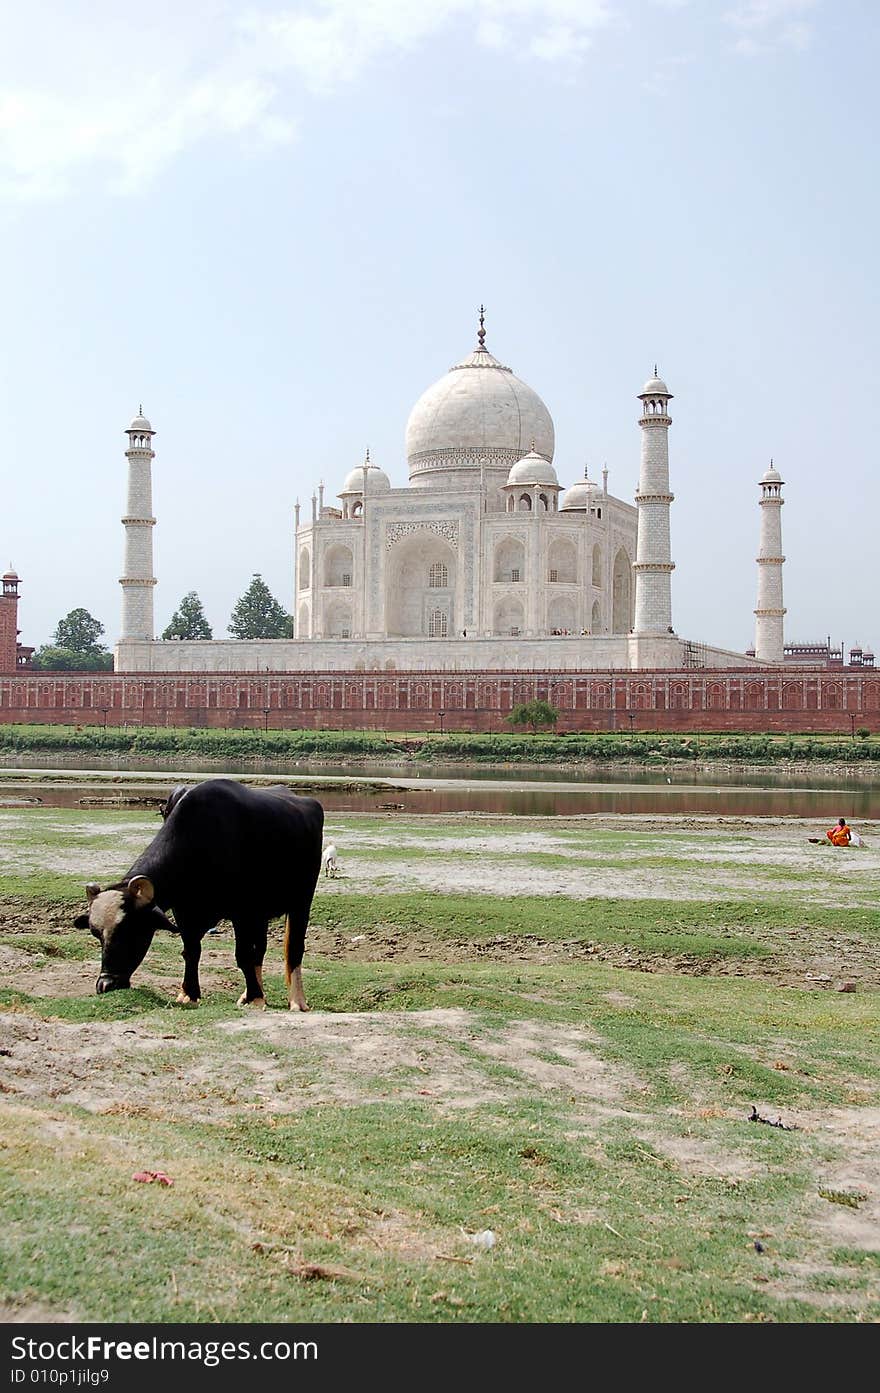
177, 932, 204, 1005
234, 919, 268, 1008
284, 909, 310, 1012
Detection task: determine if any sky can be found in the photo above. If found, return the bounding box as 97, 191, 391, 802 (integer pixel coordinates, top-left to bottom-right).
1, 0, 877, 657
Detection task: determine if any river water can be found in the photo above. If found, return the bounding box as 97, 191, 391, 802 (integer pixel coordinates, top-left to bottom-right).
1, 752, 878, 819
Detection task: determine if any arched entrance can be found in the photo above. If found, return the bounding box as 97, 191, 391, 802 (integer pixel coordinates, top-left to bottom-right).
385, 535, 457, 637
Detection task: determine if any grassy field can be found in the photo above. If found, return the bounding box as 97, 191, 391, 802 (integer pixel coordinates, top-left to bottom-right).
1, 806, 879, 1323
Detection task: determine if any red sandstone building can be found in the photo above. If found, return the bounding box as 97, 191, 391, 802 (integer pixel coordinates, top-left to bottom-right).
0, 570, 33, 674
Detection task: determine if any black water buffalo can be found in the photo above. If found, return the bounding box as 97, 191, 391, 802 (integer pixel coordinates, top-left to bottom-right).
75, 778, 324, 1011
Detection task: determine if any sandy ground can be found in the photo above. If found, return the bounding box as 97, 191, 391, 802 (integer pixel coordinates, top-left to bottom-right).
6, 810, 876, 902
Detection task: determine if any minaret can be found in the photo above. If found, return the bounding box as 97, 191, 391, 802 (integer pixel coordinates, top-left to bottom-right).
0, 567, 21, 673
633, 369, 675, 634
120, 408, 157, 641
754, 460, 785, 662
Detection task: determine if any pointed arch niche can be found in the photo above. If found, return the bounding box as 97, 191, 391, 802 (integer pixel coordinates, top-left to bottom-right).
592, 543, 603, 588
547, 537, 577, 585
494, 595, 524, 636
325, 599, 352, 639
323, 544, 354, 588
493, 536, 526, 584
612, 548, 632, 634
548, 596, 577, 634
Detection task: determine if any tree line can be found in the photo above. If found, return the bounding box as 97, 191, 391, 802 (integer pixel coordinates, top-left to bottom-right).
30, 574, 292, 670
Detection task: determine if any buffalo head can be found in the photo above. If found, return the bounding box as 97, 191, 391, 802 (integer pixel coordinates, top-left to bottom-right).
75, 876, 175, 994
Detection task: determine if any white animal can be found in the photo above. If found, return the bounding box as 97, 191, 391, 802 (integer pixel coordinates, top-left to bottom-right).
322, 843, 338, 877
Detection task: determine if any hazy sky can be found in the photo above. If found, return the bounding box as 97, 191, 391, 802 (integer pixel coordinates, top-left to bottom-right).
2, 0, 876, 657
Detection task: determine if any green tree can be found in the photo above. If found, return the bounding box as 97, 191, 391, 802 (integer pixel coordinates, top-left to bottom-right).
227, 574, 293, 639
507, 700, 559, 733
162, 592, 213, 640
53, 608, 105, 653
30, 646, 113, 672
31, 608, 113, 671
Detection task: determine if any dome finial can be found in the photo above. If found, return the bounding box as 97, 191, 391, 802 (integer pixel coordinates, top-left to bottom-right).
653, 365, 657, 379
477, 304, 486, 349
365, 446, 370, 465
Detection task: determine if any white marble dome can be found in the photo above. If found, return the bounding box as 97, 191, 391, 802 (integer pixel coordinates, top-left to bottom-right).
506, 448, 558, 487
339, 461, 391, 495
559, 476, 598, 511
761, 464, 783, 484
639, 374, 671, 398
127, 411, 153, 432
406, 334, 554, 488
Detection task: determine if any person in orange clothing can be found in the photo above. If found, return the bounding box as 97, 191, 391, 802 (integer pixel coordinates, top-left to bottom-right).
826, 817, 852, 847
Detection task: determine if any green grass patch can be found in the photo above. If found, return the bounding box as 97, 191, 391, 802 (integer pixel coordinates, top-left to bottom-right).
311, 890, 880, 960
1, 722, 879, 765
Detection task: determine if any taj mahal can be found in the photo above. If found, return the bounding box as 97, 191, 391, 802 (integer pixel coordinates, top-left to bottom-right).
115, 312, 785, 675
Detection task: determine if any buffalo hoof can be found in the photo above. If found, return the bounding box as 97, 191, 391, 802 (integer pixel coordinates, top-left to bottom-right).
289, 1000, 310, 1012
237, 992, 266, 1010
175, 992, 199, 1006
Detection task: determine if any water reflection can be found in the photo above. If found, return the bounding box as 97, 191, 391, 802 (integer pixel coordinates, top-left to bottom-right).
5, 749, 879, 792
8, 777, 879, 820
318, 786, 880, 818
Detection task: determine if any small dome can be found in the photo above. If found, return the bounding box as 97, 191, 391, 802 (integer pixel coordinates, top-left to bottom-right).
761, 464, 783, 484
3, 565, 18, 580
127, 410, 153, 433
506, 448, 558, 487
639, 373, 671, 398
559, 476, 598, 511
339, 460, 391, 496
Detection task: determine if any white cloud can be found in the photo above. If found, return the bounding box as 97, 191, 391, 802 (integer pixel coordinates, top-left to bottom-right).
724, 0, 817, 55
0, 0, 612, 201
0, 77, 295, 202
0, 3, 299, 202
242, 1, 611, 92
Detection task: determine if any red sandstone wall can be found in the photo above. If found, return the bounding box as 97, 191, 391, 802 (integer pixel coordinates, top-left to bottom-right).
0, 668, 877, 734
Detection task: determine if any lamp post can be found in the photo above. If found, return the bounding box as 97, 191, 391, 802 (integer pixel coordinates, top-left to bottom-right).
626, 711, 636, 734
438, 709, 446, 736
264, 706, 271, 734
100, 705, 110, 730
